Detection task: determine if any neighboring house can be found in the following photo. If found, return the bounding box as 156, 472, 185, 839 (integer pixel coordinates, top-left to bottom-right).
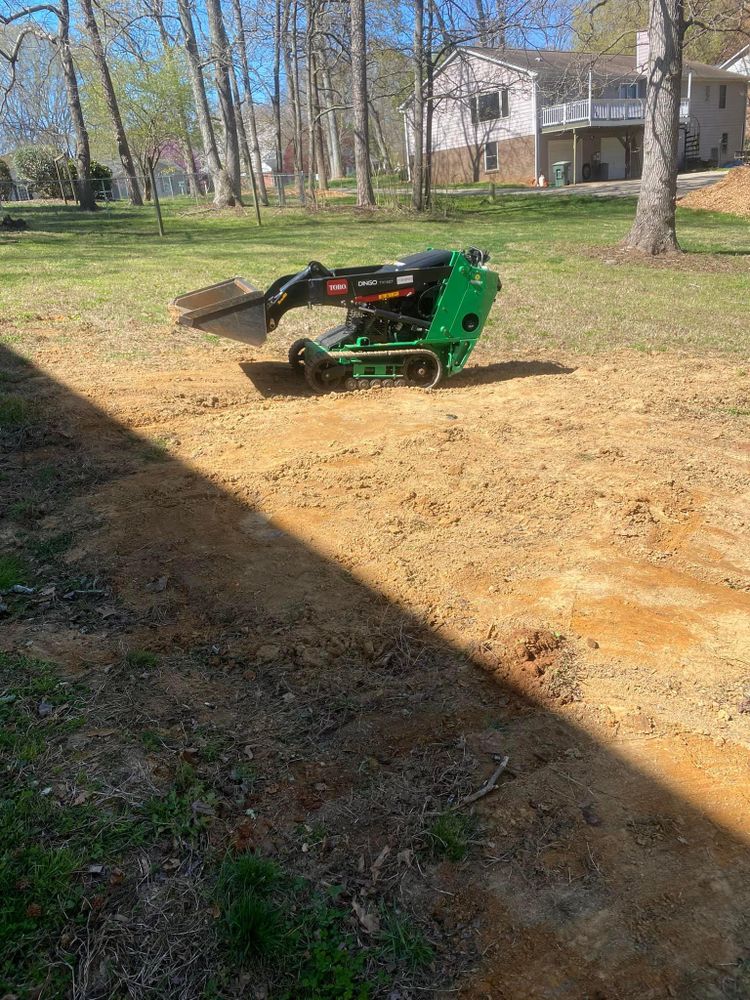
722, 44, 750, 142
408, 33, 749, 185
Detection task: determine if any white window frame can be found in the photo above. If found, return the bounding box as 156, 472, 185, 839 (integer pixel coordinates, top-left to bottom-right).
484, 140, 499, 172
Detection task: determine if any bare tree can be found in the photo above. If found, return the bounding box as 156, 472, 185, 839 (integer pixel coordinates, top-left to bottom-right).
205, 0, 242, 201
230, 0, 268, 205
350, 0, 374, 206
318, 52, 342, 178
272, 0, 286, 204
624, 0, 685, 253
1, 1, 96, 210
176, 0, 235, 207
283, 0, 306, 203
146, 0, 197, 195
79, 0, 142, 204
411, 0, 424, 210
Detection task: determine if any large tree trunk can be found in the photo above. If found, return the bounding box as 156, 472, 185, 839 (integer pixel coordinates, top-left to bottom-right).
272, 0, 286, 205
205, 0, 242, 203
624, 0, 685, 254
57, 0, 96, 211
411, 0, 425, 211
319, 60, 343, 179
79, 0, 142, 205
350, 0, 375, 206
176, 0, 234, 207
230, 0, 269, 205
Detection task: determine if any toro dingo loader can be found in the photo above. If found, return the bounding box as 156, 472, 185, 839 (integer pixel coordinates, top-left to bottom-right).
170, 247, 500, 392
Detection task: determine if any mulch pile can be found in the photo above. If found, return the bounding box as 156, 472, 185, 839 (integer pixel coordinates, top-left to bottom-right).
679, 166, 750, 218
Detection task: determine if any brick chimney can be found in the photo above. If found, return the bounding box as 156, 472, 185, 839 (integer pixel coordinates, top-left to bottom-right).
636, 29, 649, 72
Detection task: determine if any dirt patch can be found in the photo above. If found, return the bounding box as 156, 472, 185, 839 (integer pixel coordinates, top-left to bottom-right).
679, 166, 750, 218
2, 335, 750, 997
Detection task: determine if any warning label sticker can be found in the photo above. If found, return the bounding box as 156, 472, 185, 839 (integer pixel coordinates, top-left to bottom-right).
396, 274, 414, 286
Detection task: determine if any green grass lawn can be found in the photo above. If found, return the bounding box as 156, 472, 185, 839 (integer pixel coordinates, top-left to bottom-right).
1, 195, 748, 359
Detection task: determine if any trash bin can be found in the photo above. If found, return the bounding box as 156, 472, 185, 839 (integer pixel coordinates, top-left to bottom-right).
594, 161, 609, 181
552, 161, 572, 187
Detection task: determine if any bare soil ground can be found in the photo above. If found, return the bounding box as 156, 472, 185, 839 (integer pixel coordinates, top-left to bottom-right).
2, 324, 750, 998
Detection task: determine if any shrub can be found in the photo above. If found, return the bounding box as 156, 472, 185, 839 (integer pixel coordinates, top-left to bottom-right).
13, 146, 63, 199
0, 158, 12, 199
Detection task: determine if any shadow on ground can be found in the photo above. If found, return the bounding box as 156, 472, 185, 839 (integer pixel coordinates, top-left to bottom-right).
1, 342, 748, 999
239, 358, 575, 399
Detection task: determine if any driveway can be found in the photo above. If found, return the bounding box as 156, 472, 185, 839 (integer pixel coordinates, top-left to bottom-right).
535, 169, 727, 198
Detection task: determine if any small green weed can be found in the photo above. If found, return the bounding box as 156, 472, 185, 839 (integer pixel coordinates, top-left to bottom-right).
0, 554, 28, 589
379, 910, 434, 970
426, 811, 477, 862
125, 649, 158, 669
143, 762, 214, 842
141, 436, 170, 462
0, 394, 35, 428
31, 531, 73, 562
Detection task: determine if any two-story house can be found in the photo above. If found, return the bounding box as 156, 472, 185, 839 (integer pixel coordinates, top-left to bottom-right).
408, 33, 749, 186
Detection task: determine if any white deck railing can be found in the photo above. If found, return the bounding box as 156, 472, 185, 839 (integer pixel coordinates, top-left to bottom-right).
540, 97, 690, 128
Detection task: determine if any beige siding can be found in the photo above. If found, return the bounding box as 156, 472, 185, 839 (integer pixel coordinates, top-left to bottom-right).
689, 80, 747, 162
429, 53, 535, 154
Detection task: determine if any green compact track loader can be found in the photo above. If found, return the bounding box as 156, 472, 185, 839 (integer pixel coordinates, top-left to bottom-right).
170, 247, 500, 392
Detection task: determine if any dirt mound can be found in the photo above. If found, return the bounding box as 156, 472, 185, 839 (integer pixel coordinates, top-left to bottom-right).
679, 166, 750, 217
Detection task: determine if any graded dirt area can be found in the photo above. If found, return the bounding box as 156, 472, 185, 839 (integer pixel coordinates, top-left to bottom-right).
3, 327, 750, 997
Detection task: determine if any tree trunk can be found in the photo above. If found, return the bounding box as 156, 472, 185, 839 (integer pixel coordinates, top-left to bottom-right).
624, 0, 685, 254
79, 0, 143, 205
150, 2, 198, 196
350, 0, 375, 206
306, 3, 318, 206
205, 0, 242, 203
56, 0, 96, 211
319, 60, 343, 179
369, 102, 393, 174
230, 0, 269, 205
423, 0, 435, 209
272, 0, 286, 205
411, 0, 424, 211
176, 0, 234, 207
284, 0, 306, 204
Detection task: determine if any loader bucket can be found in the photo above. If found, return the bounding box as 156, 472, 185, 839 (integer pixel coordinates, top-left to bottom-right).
169, 277, 267, 346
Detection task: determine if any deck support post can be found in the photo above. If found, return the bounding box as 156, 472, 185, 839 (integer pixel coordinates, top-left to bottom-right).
572, 128, 577, 185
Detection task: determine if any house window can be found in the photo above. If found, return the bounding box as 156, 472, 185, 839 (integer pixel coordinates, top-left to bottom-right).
704, 85, 711, 101
484, 141, 499, 172
471, 89, 509, 125
719, 84, 727, 108
619, 83, 638, 99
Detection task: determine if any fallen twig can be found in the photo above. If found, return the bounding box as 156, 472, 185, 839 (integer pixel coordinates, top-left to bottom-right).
459, 756, 509, 806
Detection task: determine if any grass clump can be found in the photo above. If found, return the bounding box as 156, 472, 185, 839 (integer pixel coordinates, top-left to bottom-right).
31, 531, 73, 562
0, 394, 35, 428
379, 910, 434, 970
217, 855, 285, 963
125, 649, 158, 669
0, 553, 28, 590
426, 811, 477, 862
